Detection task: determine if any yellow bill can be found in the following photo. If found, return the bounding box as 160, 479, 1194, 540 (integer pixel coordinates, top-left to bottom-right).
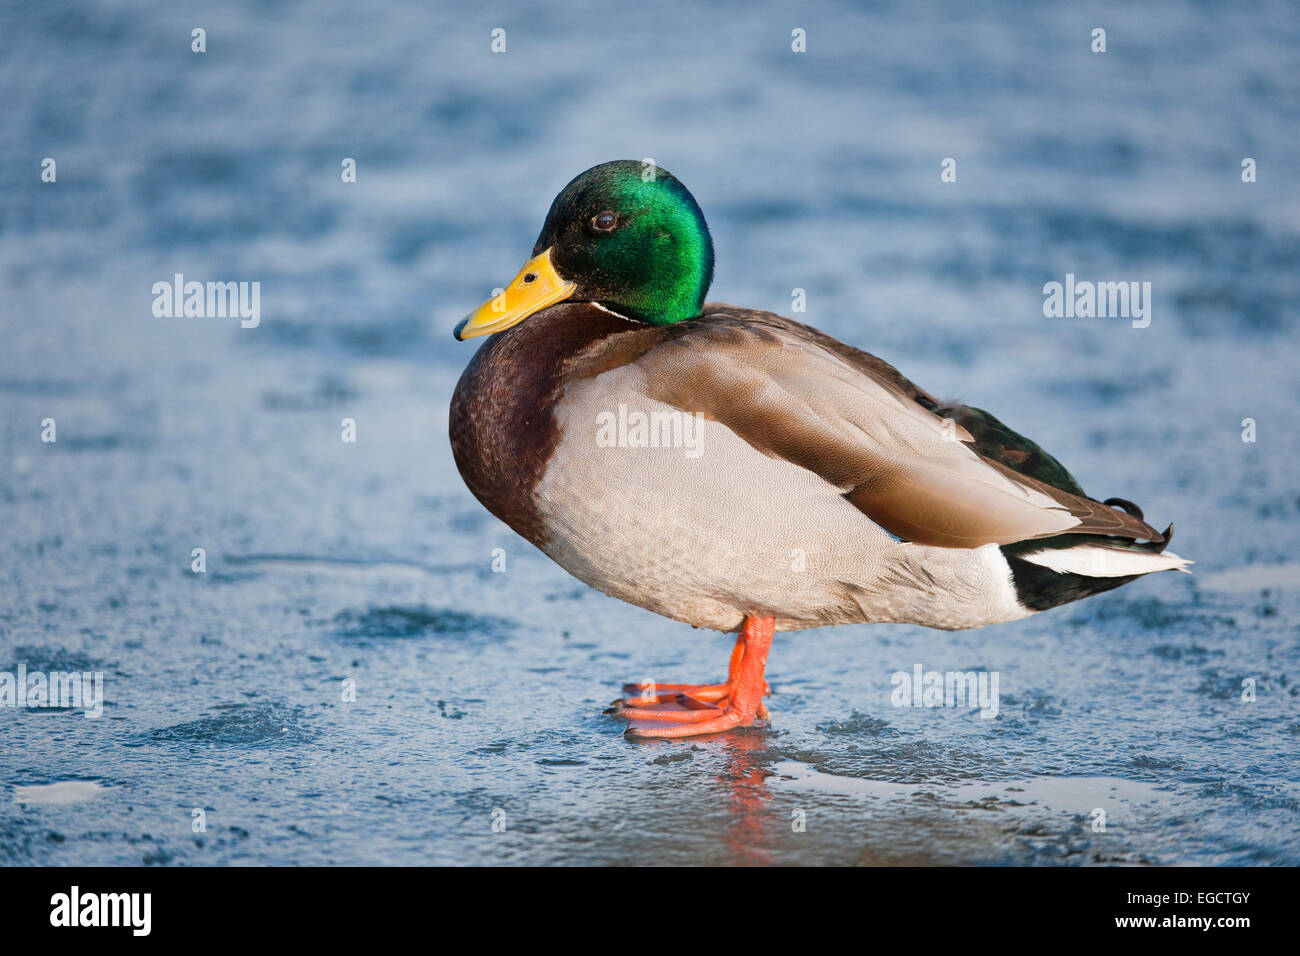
454, 248, 577, 340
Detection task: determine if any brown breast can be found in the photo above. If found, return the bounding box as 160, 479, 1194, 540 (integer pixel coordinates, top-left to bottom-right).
448, 302, 660, 547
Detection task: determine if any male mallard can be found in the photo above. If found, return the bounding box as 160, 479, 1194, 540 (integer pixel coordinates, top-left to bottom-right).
449, 160, 1189, 739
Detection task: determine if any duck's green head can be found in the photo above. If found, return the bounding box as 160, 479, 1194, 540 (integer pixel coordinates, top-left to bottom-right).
455, 160, 714, 339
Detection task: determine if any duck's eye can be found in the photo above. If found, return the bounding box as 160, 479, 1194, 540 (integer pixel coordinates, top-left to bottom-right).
592, 211, 618, 232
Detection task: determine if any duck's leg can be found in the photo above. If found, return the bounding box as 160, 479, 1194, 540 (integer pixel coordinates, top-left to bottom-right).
616, 631, 766, 705
610, 616, 774, 739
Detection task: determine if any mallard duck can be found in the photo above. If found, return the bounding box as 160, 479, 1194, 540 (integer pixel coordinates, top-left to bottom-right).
449, 160, 1189, 739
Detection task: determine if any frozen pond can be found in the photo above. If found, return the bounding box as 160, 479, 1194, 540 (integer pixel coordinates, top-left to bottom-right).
1, 0, 1298, 865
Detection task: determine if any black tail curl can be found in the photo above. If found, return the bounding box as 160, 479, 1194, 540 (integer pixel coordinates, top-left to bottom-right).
1103, 497, 1144, 520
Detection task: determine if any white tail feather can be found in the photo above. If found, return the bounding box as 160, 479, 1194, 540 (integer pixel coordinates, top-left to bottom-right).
1019, 546, 1192, 578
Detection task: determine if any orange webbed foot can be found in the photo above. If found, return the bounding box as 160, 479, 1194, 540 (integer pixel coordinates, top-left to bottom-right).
609, 617, 775, 739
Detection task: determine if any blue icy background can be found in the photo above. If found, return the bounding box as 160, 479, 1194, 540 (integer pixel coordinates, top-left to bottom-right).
1, 0, 1297, 865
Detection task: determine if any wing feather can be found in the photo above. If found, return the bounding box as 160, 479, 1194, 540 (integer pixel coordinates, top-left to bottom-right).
620, 307, 1162, 549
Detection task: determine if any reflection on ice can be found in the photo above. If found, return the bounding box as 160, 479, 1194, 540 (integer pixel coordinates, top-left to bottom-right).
770, 760, 1175, 823
15, 781, 111, 806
